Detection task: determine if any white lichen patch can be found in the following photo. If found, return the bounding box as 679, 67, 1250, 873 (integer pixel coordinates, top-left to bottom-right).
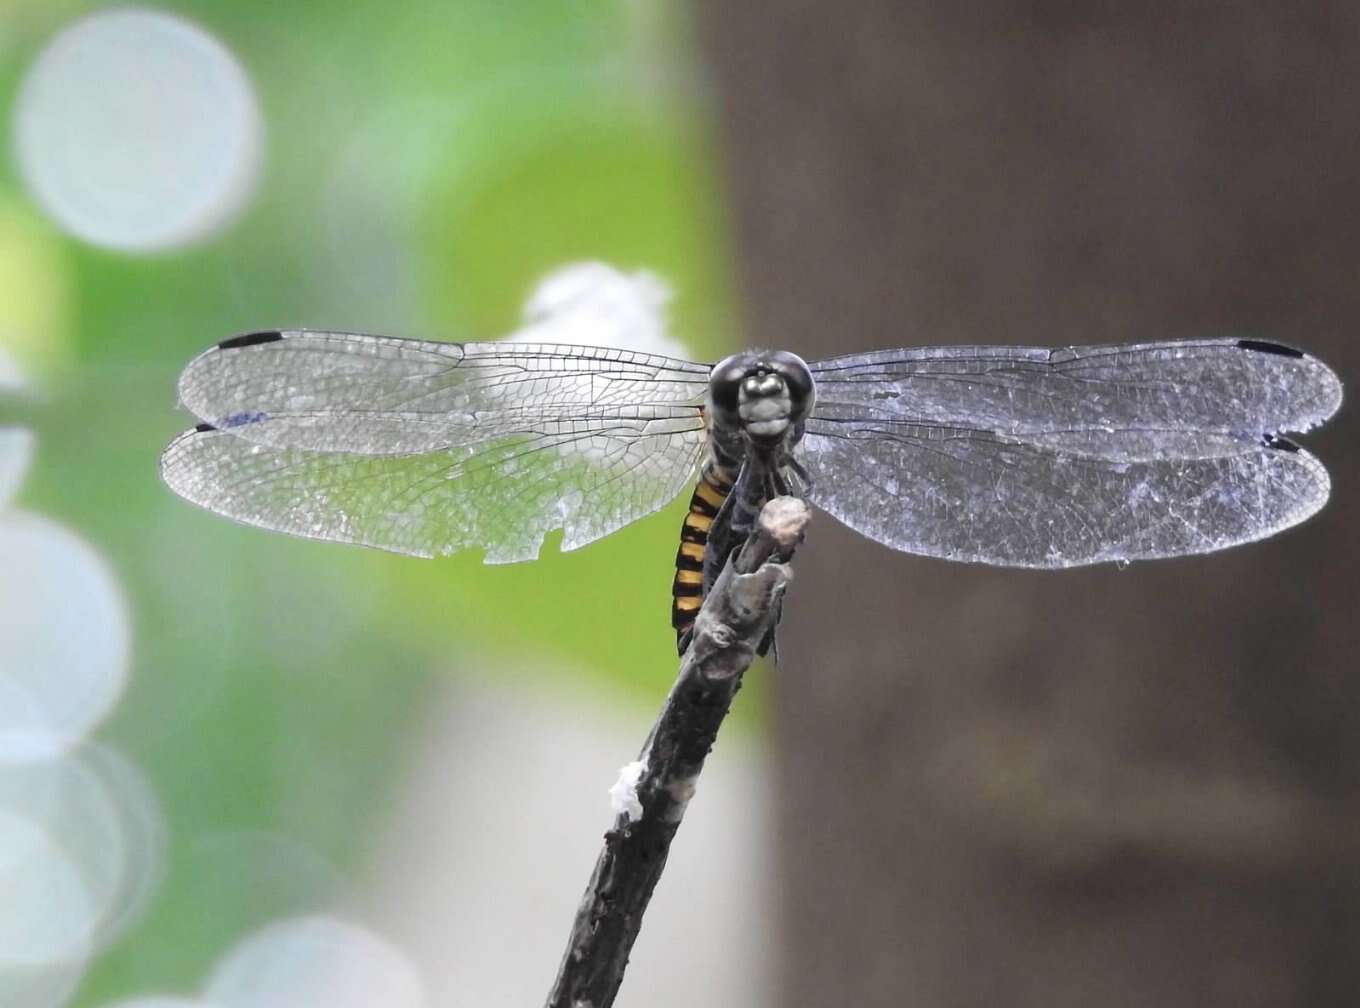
609, 760, 648, 823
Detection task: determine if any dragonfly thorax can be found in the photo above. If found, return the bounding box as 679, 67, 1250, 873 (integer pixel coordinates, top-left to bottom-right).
707, 349, 815, 451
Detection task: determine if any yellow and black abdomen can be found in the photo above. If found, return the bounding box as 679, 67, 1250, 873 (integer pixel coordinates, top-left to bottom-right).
670, 461, 737, 651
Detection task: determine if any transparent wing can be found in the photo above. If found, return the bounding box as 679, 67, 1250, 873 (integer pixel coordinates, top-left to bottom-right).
803, 339, 1340, 566
162, 332, 710, 561
809, 339, 1340, 452
175, 330, 711, 454
801, 427, 1331, 567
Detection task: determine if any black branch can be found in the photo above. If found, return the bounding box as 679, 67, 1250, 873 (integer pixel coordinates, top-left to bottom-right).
545, 495, 812, 1008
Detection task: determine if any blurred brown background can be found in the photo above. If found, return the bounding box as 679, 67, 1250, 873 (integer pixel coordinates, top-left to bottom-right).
694, 4, 1358, 1006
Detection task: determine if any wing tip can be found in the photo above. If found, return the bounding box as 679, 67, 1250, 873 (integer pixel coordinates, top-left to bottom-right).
218, 330, 285, 351
177, 332, 284, 419
1235, 338, 1343, 429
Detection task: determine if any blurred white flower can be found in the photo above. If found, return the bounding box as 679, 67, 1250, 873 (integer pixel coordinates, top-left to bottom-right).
512, 261, 692, 360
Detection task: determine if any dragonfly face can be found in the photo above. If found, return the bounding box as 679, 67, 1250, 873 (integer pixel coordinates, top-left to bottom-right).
160, 332, 1341, 648
707, 350, 815, 453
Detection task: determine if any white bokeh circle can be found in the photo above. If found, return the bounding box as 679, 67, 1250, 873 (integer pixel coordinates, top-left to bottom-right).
0, 749, 165, 962
0, 511, 130, 762
12, 8, 263, 252
0, 810, 94, 968
0, 804, 90, 1008
0, 963, 85, 1008
205, 916, 426, 1008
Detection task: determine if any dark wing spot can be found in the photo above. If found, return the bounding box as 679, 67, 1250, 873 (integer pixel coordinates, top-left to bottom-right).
194, 422, 219, 433
1262, 433, 1301, 453
220, 411, 269, 428
218, 330, 284, 350
1238, 339, 1304, 358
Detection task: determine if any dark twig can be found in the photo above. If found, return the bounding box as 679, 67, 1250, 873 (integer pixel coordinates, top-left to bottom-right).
545, 496, 811, 1008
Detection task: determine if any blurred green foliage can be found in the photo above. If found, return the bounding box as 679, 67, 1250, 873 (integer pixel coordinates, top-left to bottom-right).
0, 0, 742, 1001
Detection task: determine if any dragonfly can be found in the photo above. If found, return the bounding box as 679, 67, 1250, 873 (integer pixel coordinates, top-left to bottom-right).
160, 330, 1341, 651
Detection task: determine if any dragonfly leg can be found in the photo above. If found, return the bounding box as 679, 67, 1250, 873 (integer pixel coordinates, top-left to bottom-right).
702, 469, 746, 595
786, 455, 813, 495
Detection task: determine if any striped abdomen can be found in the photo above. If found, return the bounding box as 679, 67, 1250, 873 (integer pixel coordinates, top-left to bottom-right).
671, 461, 738, 651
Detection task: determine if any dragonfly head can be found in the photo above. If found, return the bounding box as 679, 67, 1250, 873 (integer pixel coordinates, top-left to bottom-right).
709, 350, 815, 447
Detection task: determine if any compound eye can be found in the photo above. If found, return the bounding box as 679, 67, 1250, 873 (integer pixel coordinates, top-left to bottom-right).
767, 351, 814, 416
709, 353, 753, 416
